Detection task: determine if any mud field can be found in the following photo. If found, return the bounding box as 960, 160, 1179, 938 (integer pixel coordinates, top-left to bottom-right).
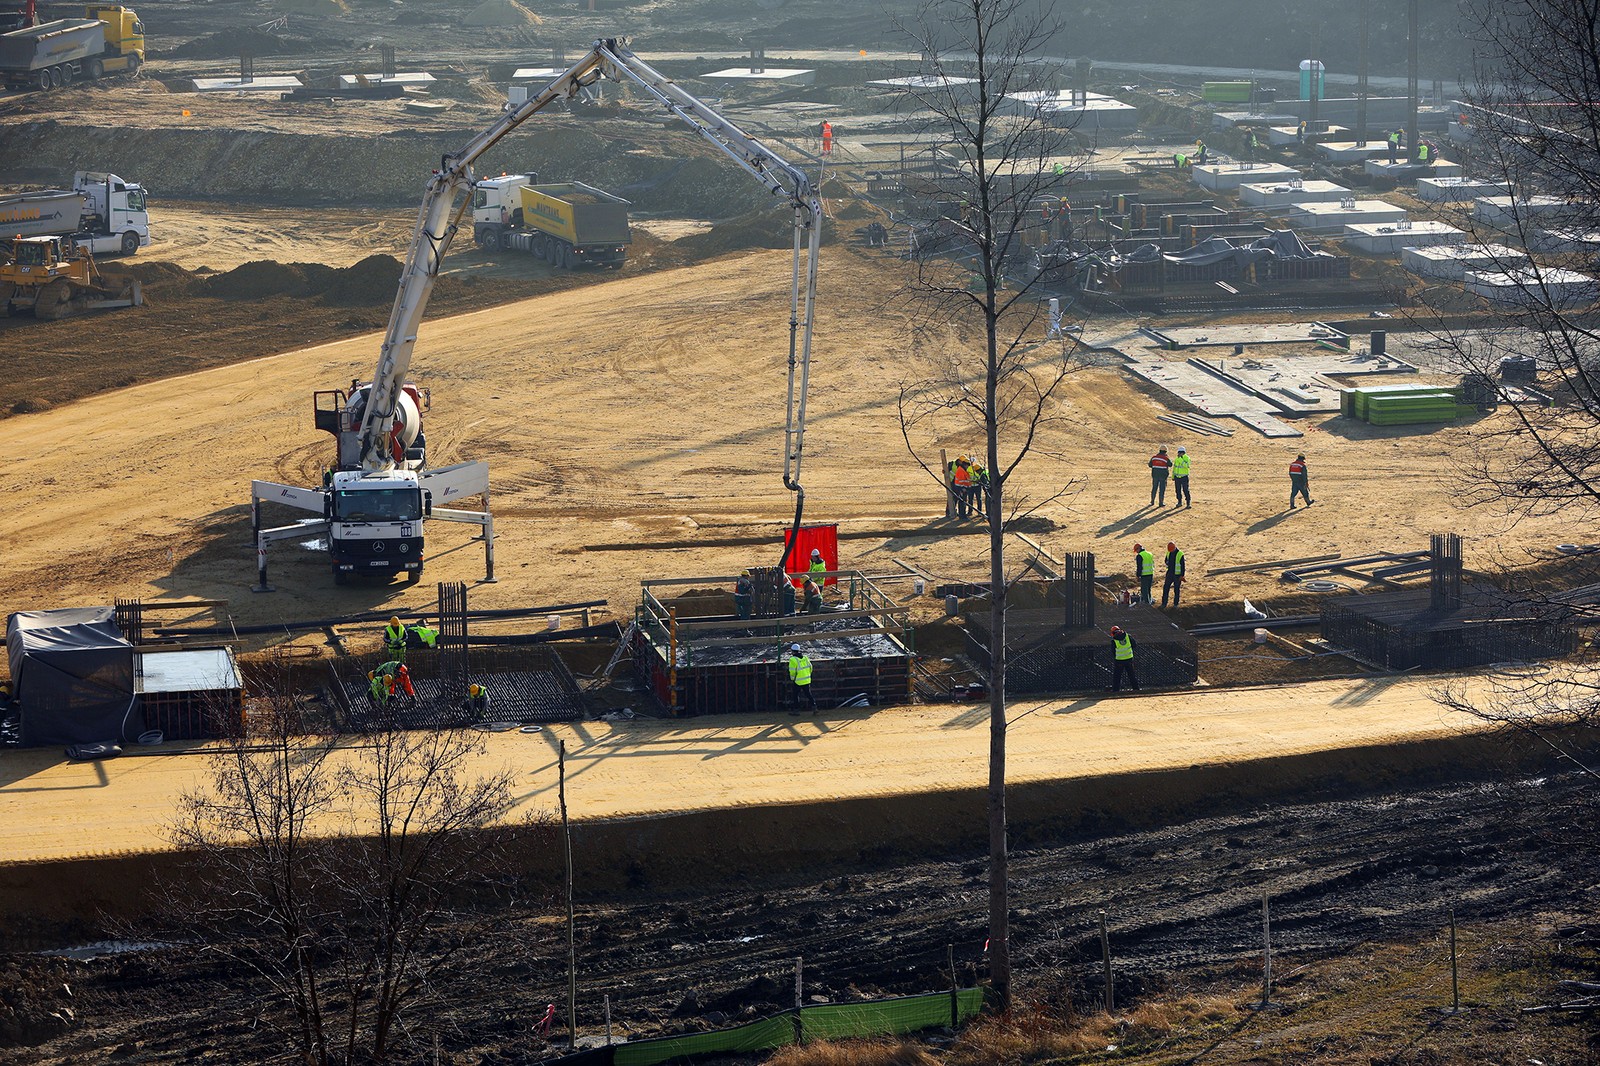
2, 772, 1596, 1064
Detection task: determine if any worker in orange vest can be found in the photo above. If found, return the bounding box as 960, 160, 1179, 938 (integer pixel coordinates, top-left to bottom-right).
1148, 446, 1172, 506
952, 455, 975, 518
821, 121, 833, 155
1288, 454, 1314, 509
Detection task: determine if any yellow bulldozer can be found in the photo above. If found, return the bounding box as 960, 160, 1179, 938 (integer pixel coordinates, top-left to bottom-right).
0, 235, 143, 319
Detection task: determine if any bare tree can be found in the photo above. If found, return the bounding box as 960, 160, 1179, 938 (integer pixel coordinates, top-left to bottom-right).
894, 0, 1090, 1010
166, 657, 528, 1063
1422, 0, 1600, 784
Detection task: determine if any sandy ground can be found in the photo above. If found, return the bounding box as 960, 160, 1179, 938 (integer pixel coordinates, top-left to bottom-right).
0, 244, 1574, 641
146, 200, 417, 272
0, 669, 1489, 864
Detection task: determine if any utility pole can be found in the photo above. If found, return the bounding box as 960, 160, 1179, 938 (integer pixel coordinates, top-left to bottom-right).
1356, 0, 1370, 146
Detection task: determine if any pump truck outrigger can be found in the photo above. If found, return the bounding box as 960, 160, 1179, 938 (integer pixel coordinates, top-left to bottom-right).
248, 38, 822, 590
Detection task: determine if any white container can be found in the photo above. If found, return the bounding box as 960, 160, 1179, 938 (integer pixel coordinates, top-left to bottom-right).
1254, 628, 1270, 643
913, 578, 926, 595
547, 614, 561, 631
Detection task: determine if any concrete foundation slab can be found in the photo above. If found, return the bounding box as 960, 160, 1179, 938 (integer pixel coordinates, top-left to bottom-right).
1403, 243, 1530, 282
1287, 199, 1407, 232
1238, 179, 1349, 207
1364, 158, 1463, 179
1415, 176, 1511, 202
1191, 162, 1299, 191
703, 67, 816, 86
1188, 349, 1417, 415
1142, 322, 1350, 349
1123, 355, 1303, 437
1316, 141, 1393, 162
337, 72, 434, 88
1002, 90, 1139, 129
1341, 220, 1465, 253
1474, 195, 1572, 228
1529, 228, 1600, 254
1265, 124, 1349, 146
1466, 267, 1600, 309
191, 75, 302, 93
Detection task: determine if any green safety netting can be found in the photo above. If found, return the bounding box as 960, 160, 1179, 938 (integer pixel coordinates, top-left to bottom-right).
563, 988, 985, 1066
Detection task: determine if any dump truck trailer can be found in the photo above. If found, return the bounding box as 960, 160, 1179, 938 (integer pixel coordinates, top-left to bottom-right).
0, 172, 150, 255
471, 175, 631, 268
0, 5, 144, 91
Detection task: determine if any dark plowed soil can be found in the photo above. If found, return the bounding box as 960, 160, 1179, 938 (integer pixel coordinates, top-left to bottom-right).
2, 772, 1594, 1064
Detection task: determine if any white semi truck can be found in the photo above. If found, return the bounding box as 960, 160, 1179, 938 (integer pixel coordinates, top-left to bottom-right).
0, 171, 150, 255
249, 37, 821, 590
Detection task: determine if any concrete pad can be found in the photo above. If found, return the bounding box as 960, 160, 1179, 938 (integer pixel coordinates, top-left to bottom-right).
1237, 179, 1349, 208
1287, 199, 1407, 232
190, 75, 302, 93
1142, 322, 1349, 349
1266, 124, 1347, 146
1316, 141, 1393, 162
1474, 195, 1572, 227
1415, 176, 1510, 202
1466, 267, 1600, 308
1402, 243, 1530, 282
1189, 349, 1418, 415
703, 67, 816, 85
1364, 158, 1463, 179
1002, 90, 1139, 129
1123, 355, 1303, 437
1191, 162, 1299, 192
337, 72, 435, 88
1528, 228, 1600, 254
1341, 220, 1464, 254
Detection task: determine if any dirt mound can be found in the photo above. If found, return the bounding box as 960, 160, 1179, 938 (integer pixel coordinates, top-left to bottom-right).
672, 209, 839, 258
168, 28, 314, 59
203, 256, 400, 305
462, 0, 540, 26
98, 260, 197, 291
323, 254, 401, 306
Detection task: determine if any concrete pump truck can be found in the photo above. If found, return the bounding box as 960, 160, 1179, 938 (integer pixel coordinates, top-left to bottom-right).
249, 38, 822, 590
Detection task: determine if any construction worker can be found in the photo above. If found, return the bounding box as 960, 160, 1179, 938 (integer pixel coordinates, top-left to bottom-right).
1416, 139, 1432, 164
367, 669, 391, 706
734, 569, 754, 620
1387, 128, 1402, 164
802, 577, 824, 615
1173, 150, 1189, 169
1247, 129, 1260, 160
1109, 625, 1140, 692
1192, 139, 1208, 166
409, 620, 438, 650
966, 457, 992, 521
377, 660, 415, 699
780, 574, 797, 616
463, 683, 489, 723
808, 547, 827, 583
1171, 446, 1192, 508
1296, 121, 1307, 146
382, 615, 407, 662
786, 643, 817, 714
1161, 541, 1186, 608
1148, 446, 1172, 506
952, 456, 974, 518
821, 120, 833, 155
1288, 453, 1314, 509
1134, 542, 1155, 605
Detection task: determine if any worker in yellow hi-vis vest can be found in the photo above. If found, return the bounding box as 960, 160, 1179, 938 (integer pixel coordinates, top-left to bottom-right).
1109, 625, 1140, 693
1134, 543, 1156, 605
786, 643, 817, 715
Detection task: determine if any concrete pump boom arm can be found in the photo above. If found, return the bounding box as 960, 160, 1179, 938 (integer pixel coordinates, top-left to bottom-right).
358, 37, 823, 507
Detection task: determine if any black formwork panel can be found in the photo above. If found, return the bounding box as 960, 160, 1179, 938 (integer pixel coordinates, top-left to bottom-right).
964, 606, 1198, 694
633, 618, 913, 717
1320, 588, 1577, 670
333, 645, 585, 731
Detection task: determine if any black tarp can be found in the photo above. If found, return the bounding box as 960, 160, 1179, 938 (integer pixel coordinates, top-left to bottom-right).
6, 607, 139, 746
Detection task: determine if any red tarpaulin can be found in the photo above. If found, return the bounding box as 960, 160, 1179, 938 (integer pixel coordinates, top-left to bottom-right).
784, 523, 839, 586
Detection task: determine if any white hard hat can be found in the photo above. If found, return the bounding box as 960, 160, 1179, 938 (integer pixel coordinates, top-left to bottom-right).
811, 548, 822, 557
1178, 447, 1186, 453
790, 643, 802, 653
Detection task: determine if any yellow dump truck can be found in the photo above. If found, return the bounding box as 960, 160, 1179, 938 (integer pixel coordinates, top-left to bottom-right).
0, 5, 145, 91
471, 175, 631, 269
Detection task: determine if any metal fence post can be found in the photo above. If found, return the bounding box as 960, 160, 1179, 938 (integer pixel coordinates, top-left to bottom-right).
1100, 911, 1113, 1014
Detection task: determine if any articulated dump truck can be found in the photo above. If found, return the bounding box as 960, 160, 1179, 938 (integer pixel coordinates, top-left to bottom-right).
471, 175, 632, 269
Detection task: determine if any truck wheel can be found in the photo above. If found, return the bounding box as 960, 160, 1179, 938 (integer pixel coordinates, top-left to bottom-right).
34, 68, 51, 90
58, 65, 72, 86
531, 234, 547, 260
88, 59, 104, 80
34, 279, 75, 320
405, 570, 421, 585
121, 231, 139, 255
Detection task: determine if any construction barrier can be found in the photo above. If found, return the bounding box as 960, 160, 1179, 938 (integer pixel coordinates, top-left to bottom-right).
547, 988, 986, 1066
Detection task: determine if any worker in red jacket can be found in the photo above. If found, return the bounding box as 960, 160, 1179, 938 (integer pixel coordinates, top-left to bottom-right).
1148, 446, 1172, 506
1288, 454, 1314, 509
